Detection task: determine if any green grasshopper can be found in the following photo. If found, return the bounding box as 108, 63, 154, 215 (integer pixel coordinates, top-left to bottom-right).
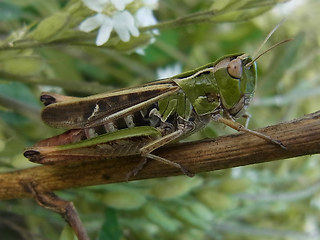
24, 37, 288, 178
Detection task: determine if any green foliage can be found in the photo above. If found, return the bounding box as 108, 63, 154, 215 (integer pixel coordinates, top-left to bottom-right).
0, 56, 44, 75
1, 0, 320, 240
28, 12, 70, 41
59, 225, 77, 240
97, 208, 122, 240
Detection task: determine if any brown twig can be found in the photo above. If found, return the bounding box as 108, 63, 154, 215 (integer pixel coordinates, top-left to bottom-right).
23, 182, 89, 240
0, 110, 320, 200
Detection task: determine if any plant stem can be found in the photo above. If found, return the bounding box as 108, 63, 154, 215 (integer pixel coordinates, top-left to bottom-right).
1, 110, 320, 200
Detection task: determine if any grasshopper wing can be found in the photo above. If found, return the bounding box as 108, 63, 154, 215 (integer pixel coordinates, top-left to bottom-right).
41, 82, 179, 129
24, 126, 161, 164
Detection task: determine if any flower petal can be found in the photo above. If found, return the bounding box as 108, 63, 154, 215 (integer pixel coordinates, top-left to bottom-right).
135, 7, 157, 27
157, 63, 182, 79
79, 14, 105, 32
82, 0, 108, 13
135, 48, 145, 55
113, 11, 139, 42
111, 0, 133, 11
96, 17, 113, 45
141, 0, 158, 9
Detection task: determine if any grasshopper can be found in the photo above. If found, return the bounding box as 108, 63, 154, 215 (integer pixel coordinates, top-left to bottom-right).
24, 35, 289, 178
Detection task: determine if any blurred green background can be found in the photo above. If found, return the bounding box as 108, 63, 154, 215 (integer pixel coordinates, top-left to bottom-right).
0, 0, 320, 239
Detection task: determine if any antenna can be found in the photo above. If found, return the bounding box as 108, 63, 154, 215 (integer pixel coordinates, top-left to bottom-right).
244, 18, 293, 68
245, 38, 293, 68
252, 18, 287, 59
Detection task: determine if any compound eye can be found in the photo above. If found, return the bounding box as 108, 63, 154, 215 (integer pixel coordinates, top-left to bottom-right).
227, 58, 242, 79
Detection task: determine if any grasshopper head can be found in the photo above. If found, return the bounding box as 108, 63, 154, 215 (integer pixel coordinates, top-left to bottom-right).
214, 54, 257, 118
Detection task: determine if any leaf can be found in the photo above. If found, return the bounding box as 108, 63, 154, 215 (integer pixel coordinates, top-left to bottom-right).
101, 189, 146, 210
59, 224, 77, 240
41, 49, 83, 81
0, 81, 39, 106
150, 176, 203, 200
143, 204, 181, 232
28, 12, 70, 41
0, 2, 22, 21
211, 0, 250, 12
98, 208, 122, 240
0, 82, 40, 125
111, 33, 154, 53
0, 56, 44, 75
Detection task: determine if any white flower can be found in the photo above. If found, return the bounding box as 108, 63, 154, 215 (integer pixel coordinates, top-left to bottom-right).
83, 0, 132, 12
133, 0, 159, 54
79, 0, 159, 47
79, 0, 139, 46
135, 0, 158, 27
135, 7, 157, 27
112, 11, 139, 42
157, 63, 182, 79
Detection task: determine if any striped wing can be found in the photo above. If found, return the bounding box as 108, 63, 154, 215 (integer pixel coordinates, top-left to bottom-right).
41, 81, 179, 129
24, 126, 161, 164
